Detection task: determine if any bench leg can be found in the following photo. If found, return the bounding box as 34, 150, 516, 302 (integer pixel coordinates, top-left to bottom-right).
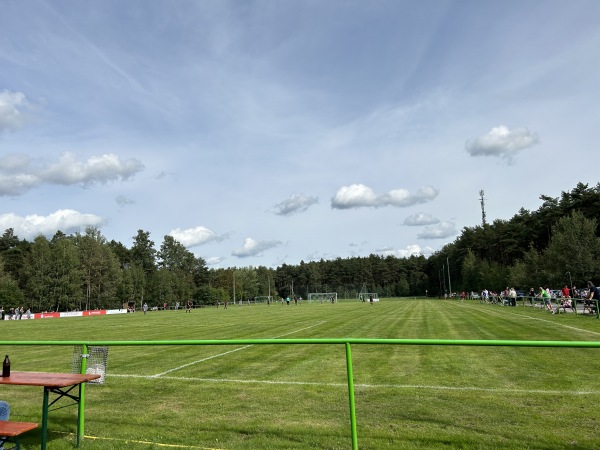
0, 436, 22, 450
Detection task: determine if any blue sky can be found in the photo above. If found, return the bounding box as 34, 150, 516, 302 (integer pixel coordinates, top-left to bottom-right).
1, 0, 599, 268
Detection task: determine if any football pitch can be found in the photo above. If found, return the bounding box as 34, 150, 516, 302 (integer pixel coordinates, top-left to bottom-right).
3, 299, 600, 449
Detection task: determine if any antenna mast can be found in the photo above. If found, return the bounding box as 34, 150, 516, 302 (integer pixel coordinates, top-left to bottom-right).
479, 190, 487, 226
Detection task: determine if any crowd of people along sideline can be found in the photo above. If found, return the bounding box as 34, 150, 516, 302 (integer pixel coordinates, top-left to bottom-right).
0, 306, 33, 320
466, 281, 600, 314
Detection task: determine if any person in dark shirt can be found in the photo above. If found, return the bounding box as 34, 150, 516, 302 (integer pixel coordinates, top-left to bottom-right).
586, 281, 600, 312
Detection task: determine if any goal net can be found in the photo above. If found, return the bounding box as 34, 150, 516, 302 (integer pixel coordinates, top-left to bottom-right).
254, 296, 273, 304
358, 293, 379, 302
308, 292, 338, 303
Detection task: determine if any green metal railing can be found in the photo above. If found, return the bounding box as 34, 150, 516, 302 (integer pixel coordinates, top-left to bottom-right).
3, 338, 600, 449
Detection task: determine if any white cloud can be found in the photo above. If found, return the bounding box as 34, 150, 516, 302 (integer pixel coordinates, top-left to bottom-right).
376, 244, 424, 258
0, 90, 31, 134
0, 175, 40, 196
403, 213, 440, 226
331, 184, 438, 209
0, 209, 105, 239
0, 152, 144, 196
42, 152, 144, 185
232, 237, 282, 258
169, 226, 230, 248
304, 251, 338, 262
273, 194, 318, 216
417, 221, 457, 239
206, 256, 225, 266
465, 125, 539, 162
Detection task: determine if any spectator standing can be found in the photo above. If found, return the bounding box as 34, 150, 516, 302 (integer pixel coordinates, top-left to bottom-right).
528, 287, 535, 305
143, 303, 148, 315
541, 287, 552, 311
509, 287, 517, 307
586, 281, 600, 311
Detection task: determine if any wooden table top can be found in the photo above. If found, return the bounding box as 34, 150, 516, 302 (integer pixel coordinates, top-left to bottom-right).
0, 420, 38, 436
0, 371, 100, 387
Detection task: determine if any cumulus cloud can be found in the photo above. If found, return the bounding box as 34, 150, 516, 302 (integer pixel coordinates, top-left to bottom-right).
42, 152, 144, 185
403, 213, 440, 226
232, 237, 282, 258
0, 152, 144, 196
169, 226, 230, 248
465, 125, 539, 162
417, 221, 457, 239
273, 194, 318, 216
206, 256, 225, 266
376, 244, 424, 258
0, 209, 105, 239
0, 90, 31, 134
305, 251, 337, 262
331, 184, 439, 209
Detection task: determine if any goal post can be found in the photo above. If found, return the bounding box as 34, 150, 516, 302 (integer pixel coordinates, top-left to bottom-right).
308, 292, 338, 303
358, 293, 379, 302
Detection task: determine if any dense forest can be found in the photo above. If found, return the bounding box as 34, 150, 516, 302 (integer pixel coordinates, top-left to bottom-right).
1, 182, 599, 312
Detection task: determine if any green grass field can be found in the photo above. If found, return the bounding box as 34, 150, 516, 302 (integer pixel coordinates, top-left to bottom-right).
2, 299, 600, 449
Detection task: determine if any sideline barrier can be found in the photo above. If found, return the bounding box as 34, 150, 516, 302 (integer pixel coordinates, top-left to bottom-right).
2, 338, 600, 450
3, 309, 128, 320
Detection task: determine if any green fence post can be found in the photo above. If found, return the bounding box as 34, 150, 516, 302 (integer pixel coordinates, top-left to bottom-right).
345, 342, 358, 450
77, 343, 88, 447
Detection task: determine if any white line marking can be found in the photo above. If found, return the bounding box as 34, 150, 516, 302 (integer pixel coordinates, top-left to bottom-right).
151, 321, 326, 377
105, 374, 600, 395
150, 346, 252, 378
474, 306, 600, 336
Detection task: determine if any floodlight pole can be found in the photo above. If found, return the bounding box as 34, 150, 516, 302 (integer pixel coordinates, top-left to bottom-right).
442, 265, 447, 297
447, 257, 452, 298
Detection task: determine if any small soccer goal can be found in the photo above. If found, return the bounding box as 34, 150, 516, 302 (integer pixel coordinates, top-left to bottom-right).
358, 293, 379, 302
308, 292, 338, 303
254, 296, 274, 304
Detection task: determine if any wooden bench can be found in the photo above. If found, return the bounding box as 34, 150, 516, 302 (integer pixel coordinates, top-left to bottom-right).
0, 421, 38, 450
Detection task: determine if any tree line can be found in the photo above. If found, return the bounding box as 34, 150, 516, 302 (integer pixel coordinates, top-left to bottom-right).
1, 182, 599, 312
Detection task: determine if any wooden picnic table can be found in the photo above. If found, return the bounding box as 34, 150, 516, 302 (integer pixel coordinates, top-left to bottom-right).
0, 371, 100, 449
